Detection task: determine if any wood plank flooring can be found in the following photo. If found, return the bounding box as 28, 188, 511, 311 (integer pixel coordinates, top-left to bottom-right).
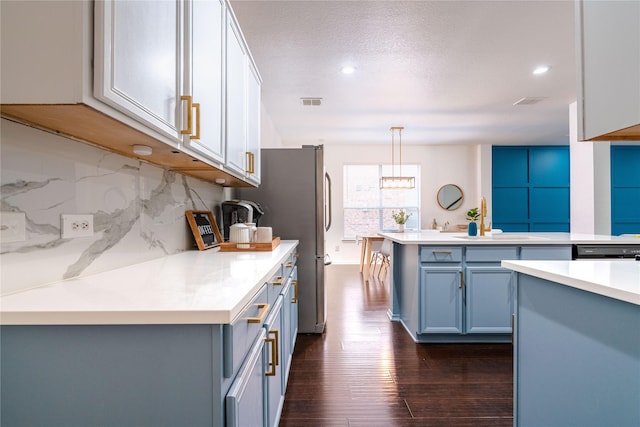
279, 264, 513, 426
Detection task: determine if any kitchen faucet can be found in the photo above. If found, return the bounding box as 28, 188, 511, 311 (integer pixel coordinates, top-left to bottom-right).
479, 197, 491, 236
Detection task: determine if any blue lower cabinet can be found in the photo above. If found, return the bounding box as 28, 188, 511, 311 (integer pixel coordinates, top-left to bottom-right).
465, 266, 514, 334
410, 245, 570, 342
226, 329, 267, 427
263, 296, 284, 427
419, 267, 463, 334
281, 268, 298, 387
514, 274, 640, 426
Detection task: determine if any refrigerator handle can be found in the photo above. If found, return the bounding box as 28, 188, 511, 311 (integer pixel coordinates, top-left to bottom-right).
325, 172, 332, 231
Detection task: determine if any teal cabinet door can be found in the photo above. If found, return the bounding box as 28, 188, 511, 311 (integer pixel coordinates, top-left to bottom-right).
419, 267, 463, 334
465, 266, 514, 334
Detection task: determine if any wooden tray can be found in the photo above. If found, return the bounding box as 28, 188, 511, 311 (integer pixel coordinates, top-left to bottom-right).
218, 237, 281, 252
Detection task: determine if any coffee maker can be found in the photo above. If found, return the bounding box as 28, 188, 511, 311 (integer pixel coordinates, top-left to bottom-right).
221, 199, 264, 241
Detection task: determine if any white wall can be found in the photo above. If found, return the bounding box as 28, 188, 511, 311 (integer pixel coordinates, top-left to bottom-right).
323, 143, 486, 264
569, 102, 611, 234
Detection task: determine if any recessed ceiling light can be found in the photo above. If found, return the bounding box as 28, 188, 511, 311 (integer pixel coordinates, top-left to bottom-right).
340, 65, 356, 75
532, 65, 551, 75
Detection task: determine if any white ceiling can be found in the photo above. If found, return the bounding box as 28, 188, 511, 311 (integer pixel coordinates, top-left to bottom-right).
230, 0, 576, 146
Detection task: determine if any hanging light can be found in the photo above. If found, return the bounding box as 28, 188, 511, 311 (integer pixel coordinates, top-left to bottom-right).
380, 126, 416, 189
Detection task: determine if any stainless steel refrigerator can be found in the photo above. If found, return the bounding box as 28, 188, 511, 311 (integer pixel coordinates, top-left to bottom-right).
237, 145, 331, 333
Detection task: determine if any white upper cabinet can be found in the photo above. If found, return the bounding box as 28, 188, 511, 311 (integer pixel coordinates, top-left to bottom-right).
183, 0, 225, 164
246, 62, 262, 185
94, 0, 184, 142
225, 8, 262, 185
576, 0, 640, 141
1, 0, 260, 187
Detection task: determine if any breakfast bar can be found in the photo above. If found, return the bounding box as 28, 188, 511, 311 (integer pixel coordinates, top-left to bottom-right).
379, 231, 639, 343
503, 259, 640, 427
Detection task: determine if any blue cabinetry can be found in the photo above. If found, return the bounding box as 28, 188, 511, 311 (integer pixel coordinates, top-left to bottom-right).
611, 145, 640, 235
0, 245, 300, 427
514, 273, 640, 426
493, 146, 570, 232
405, 244, 571, 343
419, 266, 463, 334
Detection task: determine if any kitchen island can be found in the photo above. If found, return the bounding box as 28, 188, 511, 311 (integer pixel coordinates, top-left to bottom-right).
0, 241, 299, 427
502, 259, 639, 427
379, 231, 639, 343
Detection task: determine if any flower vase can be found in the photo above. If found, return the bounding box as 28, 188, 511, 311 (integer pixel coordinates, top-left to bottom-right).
468, 222, 478, 236
398, 223, 405, 233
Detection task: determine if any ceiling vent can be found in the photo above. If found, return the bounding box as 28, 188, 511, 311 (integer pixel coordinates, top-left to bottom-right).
301, 97, 322, 106
513, 97, 547, 106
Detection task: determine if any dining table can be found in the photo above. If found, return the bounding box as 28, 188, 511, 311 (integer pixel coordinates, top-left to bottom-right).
359, 235, 385, 282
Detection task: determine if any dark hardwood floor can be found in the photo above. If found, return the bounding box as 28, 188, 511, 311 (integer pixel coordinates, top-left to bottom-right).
279, 264, 513, 427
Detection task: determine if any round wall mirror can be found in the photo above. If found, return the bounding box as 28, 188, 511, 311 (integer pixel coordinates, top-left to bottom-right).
437, 184, 464, 210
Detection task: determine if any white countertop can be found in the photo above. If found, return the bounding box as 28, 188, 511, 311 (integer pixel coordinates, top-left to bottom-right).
0, 241, 298, 325
379, 231, 640, 245
502, 259, 640, 305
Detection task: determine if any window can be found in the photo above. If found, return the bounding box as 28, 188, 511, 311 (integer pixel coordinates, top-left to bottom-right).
343, 164, 420, 239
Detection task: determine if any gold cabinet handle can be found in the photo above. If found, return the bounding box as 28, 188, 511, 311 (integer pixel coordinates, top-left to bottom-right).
247, 303, 270, 323
246, 152, 255, 174
190, 102, 201, 140
285, 261, 295, 269
180, 95, 192, 135
265, 334, 277, 376
294, 253, 299, 258
292, 279, 298, 303
271, 329, 279, 366
459, 271, 464, 289
271, 276, 284, 286
433, 251, 452, 255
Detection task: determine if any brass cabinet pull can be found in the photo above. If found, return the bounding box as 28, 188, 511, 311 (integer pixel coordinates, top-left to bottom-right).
180, 95, 193, 135
265, 335, 276, 376
271, 276, 284, 286
191, 102, 201, 140
285, 261, 295, 269
270, 329, 279, 366
265, 330, 279, 376
292, 279, 298, 303
294, 253, 299, 258
459, 271, 464, 289
246, 152, 255, 174
246, 303, 270, 323
433, 251, 452, 255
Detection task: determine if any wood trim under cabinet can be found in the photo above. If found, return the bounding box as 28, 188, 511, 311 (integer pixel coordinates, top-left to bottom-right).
1, 103, 253, 187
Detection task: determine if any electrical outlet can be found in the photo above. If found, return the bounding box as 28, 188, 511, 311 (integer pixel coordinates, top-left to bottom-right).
335, 245, 340, 252
0, 212, 26, 243
61, 214, 94, 238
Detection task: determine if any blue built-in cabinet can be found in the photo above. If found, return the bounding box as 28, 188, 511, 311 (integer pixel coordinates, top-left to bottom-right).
492, 146, 570, 232
611, 145, 640, 235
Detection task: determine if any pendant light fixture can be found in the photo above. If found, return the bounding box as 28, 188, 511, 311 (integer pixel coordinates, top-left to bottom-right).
380, 126, 416, 189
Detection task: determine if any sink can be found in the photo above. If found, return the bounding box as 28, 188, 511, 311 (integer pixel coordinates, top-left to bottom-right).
453, 234, 549, 241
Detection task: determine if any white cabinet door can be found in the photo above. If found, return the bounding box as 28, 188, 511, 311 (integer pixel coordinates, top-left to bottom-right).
577, 0, 640, 140
184, 0, 225, 163
246, 61, 262, 185
94, 0, 184, 142
225, 11, 249, 177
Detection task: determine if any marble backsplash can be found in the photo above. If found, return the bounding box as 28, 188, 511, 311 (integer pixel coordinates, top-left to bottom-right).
1, 119, 227, 295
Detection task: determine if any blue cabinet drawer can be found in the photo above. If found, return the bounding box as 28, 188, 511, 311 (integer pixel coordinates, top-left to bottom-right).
520, 245, 571, 260
223, 284, 268, 378
420, 246, 462, 262
267, 271, 285, 307
466, 246, 518, 262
